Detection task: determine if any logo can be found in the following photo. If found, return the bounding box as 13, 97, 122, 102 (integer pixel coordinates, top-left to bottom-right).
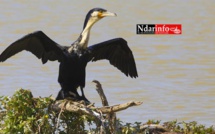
136, 24, 182, 34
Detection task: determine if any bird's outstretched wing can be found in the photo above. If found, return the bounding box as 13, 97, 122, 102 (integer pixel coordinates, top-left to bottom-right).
88, 38, 138, 78
0, 31, 65, 64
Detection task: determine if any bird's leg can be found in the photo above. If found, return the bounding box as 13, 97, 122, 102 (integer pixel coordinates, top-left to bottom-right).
69, 90, 80, 98
56, 88, 82, 101
80, 87, 90, 103
56, 89, 64, 100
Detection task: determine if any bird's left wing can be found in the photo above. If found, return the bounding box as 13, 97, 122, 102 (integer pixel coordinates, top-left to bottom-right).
88, 38, 138, 78
0, 31, 65, 64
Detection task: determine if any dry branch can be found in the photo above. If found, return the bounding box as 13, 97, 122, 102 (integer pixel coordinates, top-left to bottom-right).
93, 80, 116, 133
95, 101, 143, 114
51, 80, 142, 115
51, 100, 142, 115
93, 80, 109, 106
51, 80, 143, 133
51, 100, 102, 126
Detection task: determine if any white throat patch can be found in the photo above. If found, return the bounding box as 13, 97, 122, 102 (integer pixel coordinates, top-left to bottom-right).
79, 12, 101, 48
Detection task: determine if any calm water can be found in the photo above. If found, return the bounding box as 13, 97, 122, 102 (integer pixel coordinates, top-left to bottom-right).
0, 1, 215, 126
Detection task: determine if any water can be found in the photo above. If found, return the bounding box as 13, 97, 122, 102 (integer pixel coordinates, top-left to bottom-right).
0, 0, 215, 126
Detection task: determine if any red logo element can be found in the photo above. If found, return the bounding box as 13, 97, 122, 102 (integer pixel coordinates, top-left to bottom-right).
155, 24, 182, 34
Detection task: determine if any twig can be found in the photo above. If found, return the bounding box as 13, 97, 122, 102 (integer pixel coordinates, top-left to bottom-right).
56, 101, 66, 129
95, 101, 143, 113
93, 80, 117, 133
51, 100, 102, 126
93, 80, 109, 106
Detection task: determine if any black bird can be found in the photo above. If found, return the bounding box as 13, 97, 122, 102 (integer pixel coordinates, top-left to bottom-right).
0, 8, 138, 102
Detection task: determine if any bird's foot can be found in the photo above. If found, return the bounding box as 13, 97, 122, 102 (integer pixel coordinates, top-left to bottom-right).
56, 90, 90, 105
66, 96, 91, 105
80, 96, 91, 105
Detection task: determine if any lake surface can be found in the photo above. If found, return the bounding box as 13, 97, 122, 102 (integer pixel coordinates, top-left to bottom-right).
0, 1, 214, 126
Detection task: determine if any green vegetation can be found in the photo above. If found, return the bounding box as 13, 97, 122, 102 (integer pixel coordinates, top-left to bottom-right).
163, 120, 215, 134
0, 89, 214, 134
0, 89, 93, 133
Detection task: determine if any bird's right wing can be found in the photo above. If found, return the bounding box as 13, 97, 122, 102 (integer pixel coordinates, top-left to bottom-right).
0, 31, 65, 64
88, 38, 138, 78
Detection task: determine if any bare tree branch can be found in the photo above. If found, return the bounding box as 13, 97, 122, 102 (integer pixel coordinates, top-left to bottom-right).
93, 80, 109, 106
51, 100, 102, 126
51, 80, 143, 133
93, 80, 117, 133
95, 101, 143, 114
52, 100, 142, 115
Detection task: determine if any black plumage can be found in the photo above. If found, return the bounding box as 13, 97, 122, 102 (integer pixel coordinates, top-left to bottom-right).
0, 8, 138, 102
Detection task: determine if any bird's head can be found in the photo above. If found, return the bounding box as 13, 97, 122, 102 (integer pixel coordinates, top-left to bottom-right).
83, 8, 117, 29
75, 8, 117, 50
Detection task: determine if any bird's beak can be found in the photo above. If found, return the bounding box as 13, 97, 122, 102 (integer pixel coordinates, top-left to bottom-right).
99, 11, 117, 18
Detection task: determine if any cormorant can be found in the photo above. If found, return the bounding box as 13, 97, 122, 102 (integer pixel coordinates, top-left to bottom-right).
0, 8, 138, 102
